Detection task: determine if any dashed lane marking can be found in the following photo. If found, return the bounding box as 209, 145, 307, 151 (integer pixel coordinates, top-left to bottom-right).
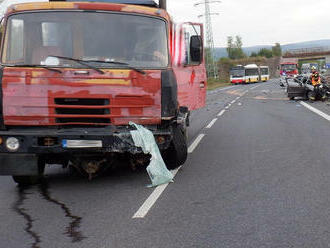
132, 178, 175, 219
132, 84, 255, 219
205, 118, 218, 129
300, 101, 330, 122
132, 134, 206, 219
250, 84, 262, 90
188, 134, 206, 154
218, 109, 226, 117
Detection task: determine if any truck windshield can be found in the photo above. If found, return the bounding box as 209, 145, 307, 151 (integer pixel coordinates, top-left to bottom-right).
2, 11, 169, 68
281, 64, 296, 71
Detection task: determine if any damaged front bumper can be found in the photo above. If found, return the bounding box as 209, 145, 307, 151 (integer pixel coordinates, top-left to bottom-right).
0, 126, 172, 175
0, 126, 172, 154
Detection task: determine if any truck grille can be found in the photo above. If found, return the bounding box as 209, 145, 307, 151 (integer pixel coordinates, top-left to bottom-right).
54, 98, 110, 125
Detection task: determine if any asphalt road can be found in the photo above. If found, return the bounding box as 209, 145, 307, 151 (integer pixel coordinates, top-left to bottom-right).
1, 79, 330, 248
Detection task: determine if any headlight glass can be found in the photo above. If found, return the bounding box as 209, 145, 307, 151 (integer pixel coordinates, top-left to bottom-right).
6, 137, 20, 152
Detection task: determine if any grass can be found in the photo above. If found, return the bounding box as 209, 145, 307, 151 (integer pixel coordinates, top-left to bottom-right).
207, 78, 232, 91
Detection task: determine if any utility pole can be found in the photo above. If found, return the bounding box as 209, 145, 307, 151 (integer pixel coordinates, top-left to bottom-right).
195, 1, 220, 79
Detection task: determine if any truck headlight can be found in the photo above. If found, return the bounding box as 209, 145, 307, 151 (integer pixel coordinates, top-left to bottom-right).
6, 137, 20, 152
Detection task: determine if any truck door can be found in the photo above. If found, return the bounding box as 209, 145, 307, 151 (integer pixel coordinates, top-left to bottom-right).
173, 22, 206, 111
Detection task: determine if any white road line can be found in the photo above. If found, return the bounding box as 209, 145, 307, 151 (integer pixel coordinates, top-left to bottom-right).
205, 118, 218, 129
188, 134, 206, 153
133, 134, 206, 219
218, 109, 226, 117
235, 96, 240, 100
132, 178, 173, 219
231, 100, 236, 104
217, 85, 236, 91
300, 101, 330, 122
250, 84, 261, 90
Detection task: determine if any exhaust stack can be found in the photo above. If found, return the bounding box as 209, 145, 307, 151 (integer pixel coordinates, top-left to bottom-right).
159, 0, 167, 10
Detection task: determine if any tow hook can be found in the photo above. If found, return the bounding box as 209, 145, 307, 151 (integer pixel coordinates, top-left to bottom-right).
81, 159, 106, 180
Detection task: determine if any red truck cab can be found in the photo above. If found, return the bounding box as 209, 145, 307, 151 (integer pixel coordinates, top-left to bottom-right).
0, 0, 206, 184
280, 62, 299, 77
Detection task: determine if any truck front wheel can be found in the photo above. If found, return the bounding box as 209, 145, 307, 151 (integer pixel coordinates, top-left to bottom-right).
12, 175, 41, 186
163, 125, 188, 170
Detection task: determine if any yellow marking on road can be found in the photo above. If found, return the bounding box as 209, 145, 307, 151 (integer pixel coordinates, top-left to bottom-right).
253, 95, 289, 101
225, 90, 245, 96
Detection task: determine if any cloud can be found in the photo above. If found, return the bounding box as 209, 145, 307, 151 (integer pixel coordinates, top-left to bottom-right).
168, 0, 330, 47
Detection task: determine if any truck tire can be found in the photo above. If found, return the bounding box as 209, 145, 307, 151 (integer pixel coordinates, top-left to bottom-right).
12, 158, 45, 185
163, 125, 188, 170
12, 175, 41, 186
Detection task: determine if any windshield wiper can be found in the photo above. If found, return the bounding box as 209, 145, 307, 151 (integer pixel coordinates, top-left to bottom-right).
4, 64, 62, 73
49, 56, 105, 75
84, 60, 146, 75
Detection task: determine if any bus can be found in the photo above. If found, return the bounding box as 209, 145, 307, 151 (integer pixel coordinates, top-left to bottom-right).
245, 64, 259, 83
230, 65, 245, 84
259, 66, 269, 82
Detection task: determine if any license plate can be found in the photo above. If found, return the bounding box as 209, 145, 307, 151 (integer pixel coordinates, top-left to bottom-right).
62, 140, 103, 148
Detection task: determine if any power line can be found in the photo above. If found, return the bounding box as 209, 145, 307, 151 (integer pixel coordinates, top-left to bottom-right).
195, 0, 221, 78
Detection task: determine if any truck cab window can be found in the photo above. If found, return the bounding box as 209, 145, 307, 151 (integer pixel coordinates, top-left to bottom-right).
7, 19, 24, 63
182, 24, 202, 65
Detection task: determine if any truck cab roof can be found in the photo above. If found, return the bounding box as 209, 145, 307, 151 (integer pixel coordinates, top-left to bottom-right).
0, 0, 160, 19
64, 0, 158, 7
1, 0, 169, 20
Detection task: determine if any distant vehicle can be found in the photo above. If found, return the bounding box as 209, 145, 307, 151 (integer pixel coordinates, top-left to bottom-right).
279, 59, 298, 85
245, 64, 259, 83
301, 63, 319, 76
259, 66, 269, 82
230, 65, 245, 84
280, 62, 298, 77
286, 76, 329, 101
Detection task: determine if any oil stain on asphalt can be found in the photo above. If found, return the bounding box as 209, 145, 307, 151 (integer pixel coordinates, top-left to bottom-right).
12, 186, 41, 248
12, 182, 86, 248
39, 182, 86, 243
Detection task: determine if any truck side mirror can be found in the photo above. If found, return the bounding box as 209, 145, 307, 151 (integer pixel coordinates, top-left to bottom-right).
190, 35, 203, 63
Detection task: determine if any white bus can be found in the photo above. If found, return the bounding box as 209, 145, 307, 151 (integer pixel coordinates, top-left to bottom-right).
230, 65, 246, 84
259, 66, 269, 82
245, 64, 259, 83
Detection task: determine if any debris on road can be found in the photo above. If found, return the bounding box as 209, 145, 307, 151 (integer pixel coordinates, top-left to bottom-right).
130, 122, 174, 187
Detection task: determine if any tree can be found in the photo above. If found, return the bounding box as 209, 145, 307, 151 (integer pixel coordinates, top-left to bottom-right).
272, 43, 282, 57
226, 36, 234, 59
250, 52, 258, 57
226, 36, 246, 60
258, 48, 273, 58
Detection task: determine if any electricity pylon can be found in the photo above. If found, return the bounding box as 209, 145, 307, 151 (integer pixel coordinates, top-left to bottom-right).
195, 1, 220, 78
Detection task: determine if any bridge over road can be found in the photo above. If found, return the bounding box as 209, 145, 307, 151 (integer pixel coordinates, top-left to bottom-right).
283, 47, 330, 65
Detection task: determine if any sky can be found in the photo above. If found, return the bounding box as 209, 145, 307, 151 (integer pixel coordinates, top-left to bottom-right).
167, 0, 330, 48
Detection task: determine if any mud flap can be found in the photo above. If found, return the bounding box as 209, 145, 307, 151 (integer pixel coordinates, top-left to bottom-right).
0, 154, 38, 176
129, 122, 174, 187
